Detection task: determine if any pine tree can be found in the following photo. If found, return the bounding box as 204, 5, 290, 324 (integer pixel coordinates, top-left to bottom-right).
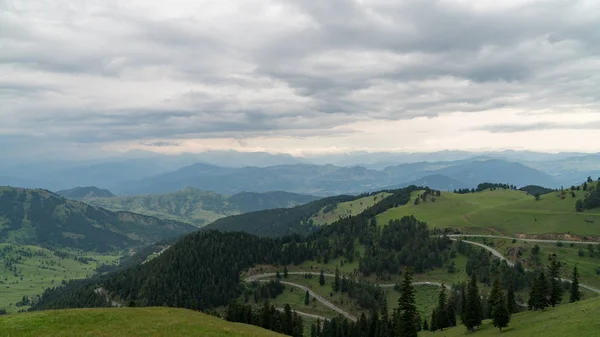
319, 269, 325, 286
492, 296, 511, 331
430, 309, 438, 332
489, 278, 511, 331
396, 267, 418, 337
276, 271, 281, 279
528, 272, 549, 311
570, 266, 582, 303
436, 284, 448, 330
506, 283, 517, 313
284, 266, 289, 278
334, 267, 340, 292
548, 255, 562, 307
462, 273, 482, 332
446, 292, 457, 327
423, 318, 429, 331
304, 290, 310, 305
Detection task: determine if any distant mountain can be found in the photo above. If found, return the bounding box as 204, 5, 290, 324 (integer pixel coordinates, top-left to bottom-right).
402, 174, 468, 191
85, 187, 319, 227
57, 186, 115, 199
432, 159, 558, 188
114, 163, 386, 196
112, 158, 559, 196
0, 186, 196, 252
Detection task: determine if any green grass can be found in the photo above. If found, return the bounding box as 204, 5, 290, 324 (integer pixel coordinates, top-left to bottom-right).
419, 296, 600, 337
387, 285, 442, 318
0, 307, 286, 337
311, 192, 391, 225
0, 244, 119, 313
376, 188, 600, 236
269, 285, 338, 318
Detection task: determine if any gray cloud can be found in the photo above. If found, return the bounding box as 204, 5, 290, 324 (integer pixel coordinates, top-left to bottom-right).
474, 121, 600, 133
1, 0, 600, 157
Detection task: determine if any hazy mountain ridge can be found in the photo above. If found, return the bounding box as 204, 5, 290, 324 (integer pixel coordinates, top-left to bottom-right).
57, 186, 115, 199
0, 186, 196, 252
83, 187, 319, 227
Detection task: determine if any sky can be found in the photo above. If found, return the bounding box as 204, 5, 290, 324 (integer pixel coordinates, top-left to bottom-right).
2, 0, 600, 159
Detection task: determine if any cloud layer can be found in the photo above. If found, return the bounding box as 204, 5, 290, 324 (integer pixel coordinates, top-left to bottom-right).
2, 0, 600, 158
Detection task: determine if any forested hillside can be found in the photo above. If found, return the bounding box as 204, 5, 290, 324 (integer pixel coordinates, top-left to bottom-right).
56, 186, 115, 199
0, 187, 196, 252
83, 188, 318, 227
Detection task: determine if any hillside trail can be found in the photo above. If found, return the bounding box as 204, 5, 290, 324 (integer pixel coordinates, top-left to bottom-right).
450, 237, 600, 294
246, 272, 446, 321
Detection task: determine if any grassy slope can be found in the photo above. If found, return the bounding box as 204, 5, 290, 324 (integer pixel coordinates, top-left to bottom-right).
419, 297, 600, 337
376, 187, 600, 236
0, 244, 119, 313
0, 307, 285, 337
311, 192, 391, 225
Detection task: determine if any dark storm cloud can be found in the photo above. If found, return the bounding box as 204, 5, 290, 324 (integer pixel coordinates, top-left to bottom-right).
1, 0, 600, 157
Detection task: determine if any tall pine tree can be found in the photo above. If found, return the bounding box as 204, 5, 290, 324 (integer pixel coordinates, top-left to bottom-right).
319, 269, 325, 286
570, 266, 582, 303
528, 271, 549, 311
462, 273, 482, 332
489, 278, 511, 331
436, 284, 449, 330
548, 255, 562, 307
506, 283, 517, 314
395, 267, 418, 337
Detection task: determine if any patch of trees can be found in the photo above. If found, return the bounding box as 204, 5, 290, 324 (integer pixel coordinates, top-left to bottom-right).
520, 185, 554, 196
226, 301, 304, 337
359, 216, 451, 277
582, 188, 600, 211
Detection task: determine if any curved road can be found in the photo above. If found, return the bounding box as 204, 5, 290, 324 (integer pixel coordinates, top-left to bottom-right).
448, 234, 599, 245
450, 237, 600, 294
247, 273, 446, 322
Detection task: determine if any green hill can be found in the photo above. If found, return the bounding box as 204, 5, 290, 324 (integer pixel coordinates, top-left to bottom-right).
420, 297, 600, 337
56, 186, 115, 199
84, 187, 318, 227
0, 307, 285, 337
310, 191, 391, 225
0, 186, 196, 252
376, 184, 600, 237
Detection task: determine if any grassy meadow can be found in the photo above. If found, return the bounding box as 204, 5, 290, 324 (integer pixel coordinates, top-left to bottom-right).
0, 244, 119, 313
376, 188, 600, 236
311, 192, 391, 225
419, 296, 600, 337
0, 307, 286, 337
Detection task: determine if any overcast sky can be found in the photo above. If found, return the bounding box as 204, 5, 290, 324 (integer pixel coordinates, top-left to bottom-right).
2, 0, 600, 159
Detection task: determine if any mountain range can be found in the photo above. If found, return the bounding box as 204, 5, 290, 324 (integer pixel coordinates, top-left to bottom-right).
1, 151, 598, 196
74, 187, 319, 227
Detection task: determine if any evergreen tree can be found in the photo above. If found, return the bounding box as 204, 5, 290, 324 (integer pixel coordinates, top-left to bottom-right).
276, 271, 281, 279
436, 284, 448, 330
492, 296, 511, 331
305, 290, 310, 305
423, 318, 429, 331
395, 267, 418, 337
319, 269, 326, 286
528, 272, 549, 311
506, 283, 517, 314
334, 267, 340, 292
570, 266, 582, 303
430, 309, 438, 332
462, 273, 482, 332
446, 292, 457, 327
548, 255, 562, 307
489, 278, 503, 317
284, 266, 289, 278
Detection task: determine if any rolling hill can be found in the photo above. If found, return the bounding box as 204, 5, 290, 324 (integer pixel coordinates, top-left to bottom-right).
376, 182, 600, 237
56, 186, 115, 199
0, 307, 286, 337
0, 186, 196, 252
83, 188, 318, 227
